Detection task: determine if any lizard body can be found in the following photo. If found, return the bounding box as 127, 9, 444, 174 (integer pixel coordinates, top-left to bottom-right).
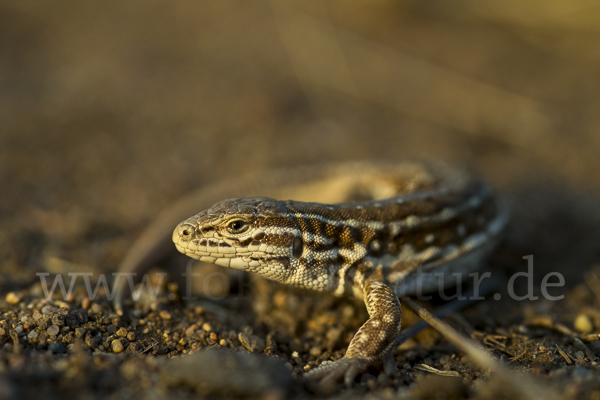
166, 161, 508, 385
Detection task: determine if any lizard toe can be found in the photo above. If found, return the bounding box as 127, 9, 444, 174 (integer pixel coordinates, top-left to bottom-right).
305, 357, 369, 387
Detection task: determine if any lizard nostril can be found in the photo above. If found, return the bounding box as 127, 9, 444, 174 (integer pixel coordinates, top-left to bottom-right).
178, 224, 195, 239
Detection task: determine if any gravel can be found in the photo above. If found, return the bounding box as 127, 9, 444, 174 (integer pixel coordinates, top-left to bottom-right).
47, 325, 60, 336
48, 342, 67, 354
111, 339, 125, 353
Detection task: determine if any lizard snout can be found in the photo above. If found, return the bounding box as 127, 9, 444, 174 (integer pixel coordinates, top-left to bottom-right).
174, 222, 196, 242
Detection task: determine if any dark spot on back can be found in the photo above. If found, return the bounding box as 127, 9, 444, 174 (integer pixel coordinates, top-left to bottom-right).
292, 237, 303, 258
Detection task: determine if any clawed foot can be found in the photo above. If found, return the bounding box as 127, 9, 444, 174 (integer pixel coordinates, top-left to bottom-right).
304, 357, 370, 388
305, 278, 402, 389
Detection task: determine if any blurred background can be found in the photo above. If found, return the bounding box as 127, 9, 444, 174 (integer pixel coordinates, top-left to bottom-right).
1, 0, 600, 282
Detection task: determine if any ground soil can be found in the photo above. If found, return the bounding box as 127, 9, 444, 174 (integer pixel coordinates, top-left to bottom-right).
2, 2, 600, 399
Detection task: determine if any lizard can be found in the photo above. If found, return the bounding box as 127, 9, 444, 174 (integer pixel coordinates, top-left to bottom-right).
113, 160, 508, 385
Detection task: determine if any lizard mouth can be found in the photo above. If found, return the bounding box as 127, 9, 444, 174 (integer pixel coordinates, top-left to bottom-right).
173, 221, 254, 270
174, 223, 236, 255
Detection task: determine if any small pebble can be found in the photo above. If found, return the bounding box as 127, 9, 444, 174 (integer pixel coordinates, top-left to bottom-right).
107, 325, 117, 333
219, 339, 227, 346
55, 301, 70, 309
6, 292, 21, 304
81, 298, 91, 309
117, 328, 128, 337
27, 331, 38, 340
14, 326, 23, 334
290, 351, 301, 365
91, 303, 103, 313
48, 342, 66, 354
326, 328, 342, 344
238, 332, 266, 352
41, 305, 55, 315
47, 325, 60, 336
202, 323, 212, 332
111, 339, 124, 353
127, 332, 136, 341
210, 332, 218, 341
85, 336, 100, 349
185, 325, 197, 338
0, 328, 5, 336
159, 310, 172, 320
341, 305, 354, 319
309, 346, 322, 357
574, 314, 593, 334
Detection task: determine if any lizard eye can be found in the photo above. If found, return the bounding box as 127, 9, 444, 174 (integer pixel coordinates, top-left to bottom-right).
226, 219, 249, 234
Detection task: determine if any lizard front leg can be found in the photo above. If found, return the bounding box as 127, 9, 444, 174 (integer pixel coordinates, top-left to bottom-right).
305, 274, 402, 386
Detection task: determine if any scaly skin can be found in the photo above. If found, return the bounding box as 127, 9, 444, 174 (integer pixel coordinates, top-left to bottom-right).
170, 161, 508, 385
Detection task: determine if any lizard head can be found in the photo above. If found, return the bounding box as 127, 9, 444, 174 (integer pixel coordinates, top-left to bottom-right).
173, 197, 303, 282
